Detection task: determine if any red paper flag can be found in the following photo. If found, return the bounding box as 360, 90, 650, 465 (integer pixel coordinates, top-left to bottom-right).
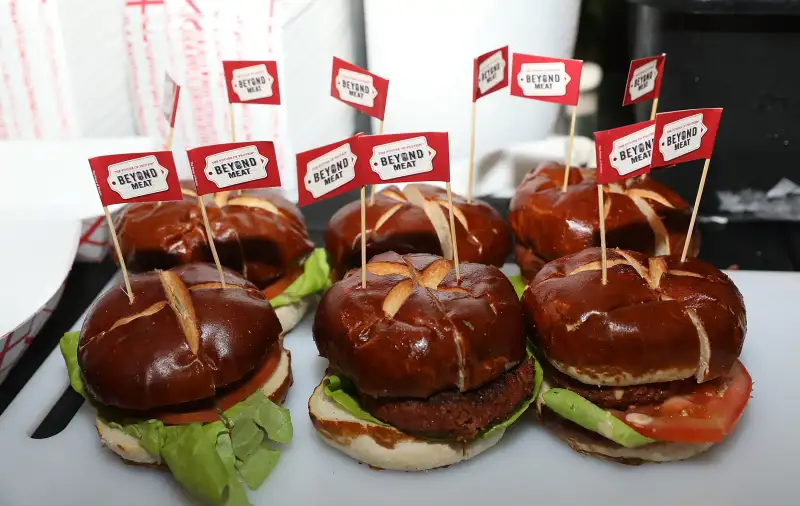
187, 141, 281, 196
331, 57, 389, 120
162, 72, 181, 127
222, 61, 281, 105
89, 151, 183, 206
296, 135, 365, 207
651, 108, 723, 168
355, 132, 450, 185
623, 54, 666, 106
510, 53, 583, 106
594, 120, 655, 184
473, 46, 509, 102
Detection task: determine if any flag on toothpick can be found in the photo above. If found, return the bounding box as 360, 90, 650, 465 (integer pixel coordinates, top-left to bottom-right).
89, 151, 183, 304
331, 57, 389, 120
186, 141, 282, 288
162, 72, 181, 128
354, 133, 451, 185
186, 141, 282, 196
89, 151, 183, 206
510, 53, 583, 105
296, 135, 365, 207
594, 120, 656, 184
353, 132, 458, 280
623, 55, 666, 106
511, 52, 583, 193
651, 108, 723, 168
474, 46, 509, 101
222, 61, 282, 105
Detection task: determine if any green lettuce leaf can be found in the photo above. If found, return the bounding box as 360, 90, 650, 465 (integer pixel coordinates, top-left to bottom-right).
269, 248, 331, 308
59, 332, 87, 399
541, 388, 656, 448
58, 332, 292, 506
506, 274, 526, 299
323, 351, 543, 439
323, 375, 390, 426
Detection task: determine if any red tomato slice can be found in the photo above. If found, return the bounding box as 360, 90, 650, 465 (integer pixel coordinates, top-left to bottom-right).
611, 360, 753, 443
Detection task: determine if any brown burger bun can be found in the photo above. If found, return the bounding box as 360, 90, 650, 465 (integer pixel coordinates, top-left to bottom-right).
313, 252, 526, 399
523, 248, 746, 387
79, 263, 287, 412
324, 184, 512, 280
509, 163, 700, 280
114, 182, 314, 292
310, 252, 531, 471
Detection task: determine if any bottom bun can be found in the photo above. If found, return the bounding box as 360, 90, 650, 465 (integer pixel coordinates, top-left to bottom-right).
539, 407, 713, 465
308, 377, 504, 471
96, 347, 293, 466
274, 298, 310, 334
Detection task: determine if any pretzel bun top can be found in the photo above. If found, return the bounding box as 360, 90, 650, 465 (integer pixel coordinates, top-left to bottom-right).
313, 253, 526, 399
522, 248, 746, 387
115, 182, 314, 290
324, 184, 512, 280
78, 264, 282, 411
509, 163, 700, 279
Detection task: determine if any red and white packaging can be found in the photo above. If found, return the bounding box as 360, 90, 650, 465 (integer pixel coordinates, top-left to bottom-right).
331, 57, 389, 120
162, 72, 181, 128
651, 108, 723, 168
296, 135, 364, 207
89, 151, 183, 206
187, 141, 281, 196
473, 46, 509, 101
223, 60, 281, 105
355, 132, 450, 185
623, 54, 666, 106
510, 53, 583, 105
594, 120, 655, 184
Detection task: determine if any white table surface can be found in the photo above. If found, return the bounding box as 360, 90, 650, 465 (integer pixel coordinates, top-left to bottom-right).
0, 269, 797, 506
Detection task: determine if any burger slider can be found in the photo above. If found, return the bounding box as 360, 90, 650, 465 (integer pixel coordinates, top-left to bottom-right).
509, 163, 700, 281
114, 182, 329, 332
325, 184, 512, 280
59, 264, 293, 506
522, 248, 752, 464
308, 252, 542, 471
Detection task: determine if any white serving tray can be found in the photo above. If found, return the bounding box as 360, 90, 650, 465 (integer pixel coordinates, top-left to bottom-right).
0, 268, 798, 506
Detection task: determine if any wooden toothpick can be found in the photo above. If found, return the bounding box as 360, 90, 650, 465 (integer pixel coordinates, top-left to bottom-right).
597, 184, 607, 285
467, 101, 477, 203
360, 186, 367, 288
561, 104, 579, 193
446, 182, 460, 280
368, 120, 385, 205
104, 206, 134, 304
681, 158, 711, 262
197, 196, 227, 288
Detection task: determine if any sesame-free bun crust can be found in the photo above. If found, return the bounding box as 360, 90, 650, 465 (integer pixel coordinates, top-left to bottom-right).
523, 248, 746, 386
313, 252, 526, 399
325, 184, 512, 280
308, 378, 503, 471
115, 182, 314, 290
509, 163, 699, 280
79, 264, 284, 411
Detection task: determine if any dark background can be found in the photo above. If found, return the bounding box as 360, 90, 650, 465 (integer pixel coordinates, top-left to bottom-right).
3, 0, 800, 420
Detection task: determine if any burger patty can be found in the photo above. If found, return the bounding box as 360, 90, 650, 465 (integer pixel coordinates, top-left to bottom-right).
543, 361, 698, 410
356, 357, 536, 441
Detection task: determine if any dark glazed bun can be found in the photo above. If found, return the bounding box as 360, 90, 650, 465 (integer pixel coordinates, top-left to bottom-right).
79, 264, 283, 411
324, 184, 512, 280
522, 248, 746, 387
313, 252, 525, 399
509, 163, 700, 280
115, 182, 314, 290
